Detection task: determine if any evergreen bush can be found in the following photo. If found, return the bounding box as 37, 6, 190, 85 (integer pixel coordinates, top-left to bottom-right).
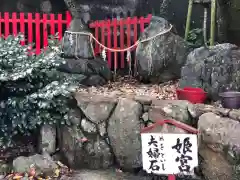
0, 34, 83, 148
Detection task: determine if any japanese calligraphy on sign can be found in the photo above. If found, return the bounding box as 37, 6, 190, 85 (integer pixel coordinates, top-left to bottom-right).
141, 133, 198, 175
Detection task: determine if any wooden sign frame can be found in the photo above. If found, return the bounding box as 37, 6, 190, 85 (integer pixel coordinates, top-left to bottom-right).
141, 119, 198, 180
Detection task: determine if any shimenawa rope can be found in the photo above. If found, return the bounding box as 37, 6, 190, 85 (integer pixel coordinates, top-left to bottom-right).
61, 24, 173, 77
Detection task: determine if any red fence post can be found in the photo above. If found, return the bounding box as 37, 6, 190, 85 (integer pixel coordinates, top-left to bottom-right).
89, 21, 99, 55
126, 17, 131, 69
119, 18, 125, 68
20, 13, 25, 45
12, 12, 17, 36
27, 13, 33, 49
100, 21, 105, 56
0, 13, 2, 37
43, 13, 48, 49
112, 18, 118, 70
57, 13, 63, 40
106, 20, 112, 68
35, 13, 41, 55
50, 14, 55, 36
4, 12, 9, 38
94, 22, 100, 55
132, 17, 138, 49
139, 17, 145, 33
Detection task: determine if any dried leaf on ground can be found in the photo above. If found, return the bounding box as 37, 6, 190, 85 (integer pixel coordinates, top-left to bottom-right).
78, 76, 178, 100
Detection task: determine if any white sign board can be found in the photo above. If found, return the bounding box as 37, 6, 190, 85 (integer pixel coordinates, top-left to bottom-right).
141, 133, 198, 175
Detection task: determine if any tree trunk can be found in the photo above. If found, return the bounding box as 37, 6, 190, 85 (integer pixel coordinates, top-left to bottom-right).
62, 0, 94, 59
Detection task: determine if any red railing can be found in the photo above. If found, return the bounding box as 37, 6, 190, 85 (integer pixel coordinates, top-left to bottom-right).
0, 11, 151, 69
89, 15, 152, 69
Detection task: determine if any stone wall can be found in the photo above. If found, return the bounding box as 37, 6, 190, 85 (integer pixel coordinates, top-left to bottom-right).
38, 92, 240, 179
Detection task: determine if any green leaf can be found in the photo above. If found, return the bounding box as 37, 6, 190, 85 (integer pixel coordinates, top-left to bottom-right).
0, 33, 80, 148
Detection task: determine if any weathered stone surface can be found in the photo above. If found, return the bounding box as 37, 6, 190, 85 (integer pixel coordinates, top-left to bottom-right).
60, 169, 151, 180
82, 75, 106, 87
136, 16, 189, 83
199, 145, 233, 180
179, 43, 240, 100
81, 118, 97, 133
134, 95, 153, 105
61, 126, 113, 169
198, 112, 240, 151
75, 92, 117, 124
192, 103, 230, 118
12, 154, 58, 176
143, 105, 150, 112
107, 98, 142, 170
229, 109, 240, 121
64, 0, 139, 22
68, 107, 82, 125
146, 123, 187, 134
98, 121, 107, 137
198, 112, 240, 179
0, 161, 10, 175
149, 100, 195, 125
39, 124, 56, 154
83, 138, 113, 169
142, 112, 149, 122
58, 58, 112, 83
62, 26, 94, 59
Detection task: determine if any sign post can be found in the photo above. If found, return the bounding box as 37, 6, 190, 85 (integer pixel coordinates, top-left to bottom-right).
141, 119, 199, 180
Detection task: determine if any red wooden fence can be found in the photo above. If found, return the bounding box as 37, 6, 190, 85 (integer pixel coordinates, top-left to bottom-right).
89, 15, 152, 69
0, 11, 152, 69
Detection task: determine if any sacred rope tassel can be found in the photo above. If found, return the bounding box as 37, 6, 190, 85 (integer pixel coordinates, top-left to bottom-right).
127, 50, 132, 76
101, 48, 107, 61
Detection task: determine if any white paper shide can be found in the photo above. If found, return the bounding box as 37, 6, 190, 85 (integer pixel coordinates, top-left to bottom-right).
141, 133, 198, 175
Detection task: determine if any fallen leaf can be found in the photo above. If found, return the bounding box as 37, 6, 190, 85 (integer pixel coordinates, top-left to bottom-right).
54, 168, 60, 177
12, 175, 23, 179
5, 173, 14, 179
79, 137, 88, 143
28, 167, 36, 177
77, 76, 178, 100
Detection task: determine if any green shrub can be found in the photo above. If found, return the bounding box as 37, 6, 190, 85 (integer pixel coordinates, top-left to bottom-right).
0, 34, 82, 148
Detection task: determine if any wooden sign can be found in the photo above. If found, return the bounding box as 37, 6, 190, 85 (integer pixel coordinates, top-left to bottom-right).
141, 119, 198, 180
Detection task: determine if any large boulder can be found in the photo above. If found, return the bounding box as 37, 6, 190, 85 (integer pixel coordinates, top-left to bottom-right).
148, 99, 196, 125
62, 17, 95, 59
75, 93, 117, 124
58, 57, 112, 86
12, 154, 58, 176
136, 16, 190, 83
179, 43, 240, 100
60, 126, 113, 169
107, 98, 143, 170
198, 112, 240, 180
59, 93, 116, 169
75, 92, 117, 136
